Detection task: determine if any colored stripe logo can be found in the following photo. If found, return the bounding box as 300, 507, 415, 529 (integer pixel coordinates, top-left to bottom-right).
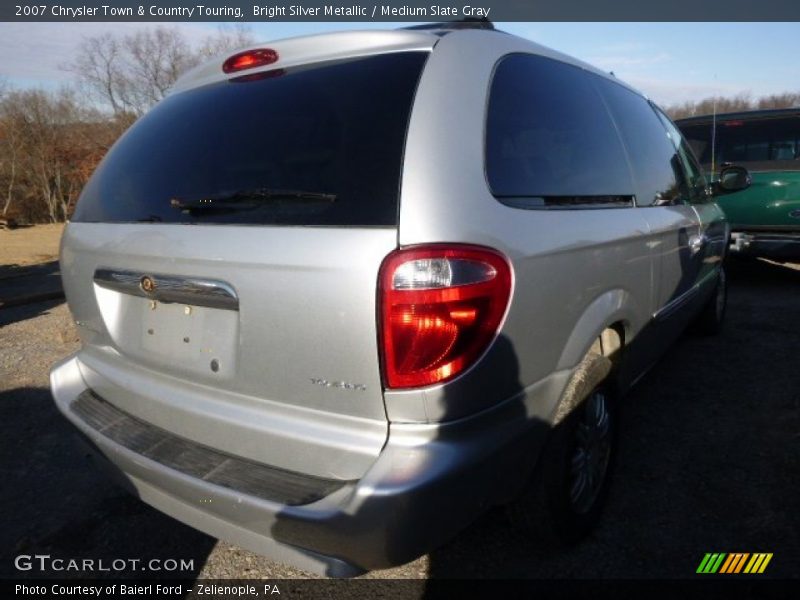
697, 553, 773, 574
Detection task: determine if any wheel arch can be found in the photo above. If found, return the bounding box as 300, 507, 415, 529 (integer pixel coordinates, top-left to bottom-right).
555, 288, 639, 373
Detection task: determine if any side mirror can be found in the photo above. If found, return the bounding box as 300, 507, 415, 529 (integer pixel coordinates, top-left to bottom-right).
715, 165, 752, 194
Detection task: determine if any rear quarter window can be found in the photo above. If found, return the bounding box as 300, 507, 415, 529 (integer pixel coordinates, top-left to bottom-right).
485, 53, 634, 206
73, 52, 428, 226
594, 78, 682, 207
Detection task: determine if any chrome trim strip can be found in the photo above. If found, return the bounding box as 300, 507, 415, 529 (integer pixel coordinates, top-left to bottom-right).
94, 268, 239, 311
653, 286, 698, 322
652, 267, 719, 322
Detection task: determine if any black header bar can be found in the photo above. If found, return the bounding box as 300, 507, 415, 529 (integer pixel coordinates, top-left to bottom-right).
4, 0, 800, 22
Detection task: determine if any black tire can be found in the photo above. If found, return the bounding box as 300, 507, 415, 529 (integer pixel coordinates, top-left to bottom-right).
508, 352, 617, 546
693, 266, 727, 336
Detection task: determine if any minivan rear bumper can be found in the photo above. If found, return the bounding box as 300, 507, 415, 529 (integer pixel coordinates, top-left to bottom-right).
51, 353, 566, 576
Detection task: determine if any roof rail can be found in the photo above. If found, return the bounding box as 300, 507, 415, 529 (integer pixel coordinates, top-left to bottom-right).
402, 19, 495, 32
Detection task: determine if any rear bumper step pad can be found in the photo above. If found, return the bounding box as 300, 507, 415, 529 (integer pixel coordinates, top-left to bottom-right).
71, 389, 350, 506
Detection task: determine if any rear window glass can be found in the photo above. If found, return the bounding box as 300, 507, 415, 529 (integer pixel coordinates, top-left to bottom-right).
595, 78, 682, 207
485, 54, 634, 201
678, 116, 800, 172
73, 52, 428, 226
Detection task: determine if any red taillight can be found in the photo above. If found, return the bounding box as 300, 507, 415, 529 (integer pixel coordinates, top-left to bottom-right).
379, 245, 513, 389
222, 49, 278, 73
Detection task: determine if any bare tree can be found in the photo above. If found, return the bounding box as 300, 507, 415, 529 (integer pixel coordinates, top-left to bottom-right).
0, 82, 24, 219
1, 24, 261, 225
16, 89, 68, 222
72, 33, 126, 115
196, 24, 255, 60
757, 92, 800, 110
120, 27, 193, 114
0, 88, 100, 223
71, 25, 255, 117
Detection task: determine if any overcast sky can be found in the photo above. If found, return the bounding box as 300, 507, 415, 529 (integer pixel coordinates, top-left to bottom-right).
1, 21, 798, 106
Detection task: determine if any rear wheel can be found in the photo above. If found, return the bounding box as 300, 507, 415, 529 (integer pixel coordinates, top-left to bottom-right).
508, 352, 617, 545
694, 266, 727, 335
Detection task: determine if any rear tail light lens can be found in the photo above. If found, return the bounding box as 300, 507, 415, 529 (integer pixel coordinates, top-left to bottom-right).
222, 49, 278, 73
379, 245, 513, 389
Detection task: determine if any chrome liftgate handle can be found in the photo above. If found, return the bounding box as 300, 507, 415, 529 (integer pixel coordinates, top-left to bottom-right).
93, 268, 239, 311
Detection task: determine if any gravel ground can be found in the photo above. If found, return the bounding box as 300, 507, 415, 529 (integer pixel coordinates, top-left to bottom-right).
1, 258, 798, 583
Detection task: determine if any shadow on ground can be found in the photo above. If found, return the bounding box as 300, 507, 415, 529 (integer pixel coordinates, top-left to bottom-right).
1, 259, 797, 581
0, 298, 65, 329
0, 261, 64, 322
0, 386, 216, 579
0, 260, 58, 280
424, 258, 799, 579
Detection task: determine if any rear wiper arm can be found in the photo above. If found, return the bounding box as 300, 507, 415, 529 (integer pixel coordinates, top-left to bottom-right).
170, 189, 337, 212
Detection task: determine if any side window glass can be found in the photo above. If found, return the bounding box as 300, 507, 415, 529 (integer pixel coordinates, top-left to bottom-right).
655, 108, 709, 204
485, 54, 634, 203
595, 78, 683, 206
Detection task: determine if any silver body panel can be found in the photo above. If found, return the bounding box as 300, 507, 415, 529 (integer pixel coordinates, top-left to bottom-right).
59, 223, 394, 479
52, 27, 727, 574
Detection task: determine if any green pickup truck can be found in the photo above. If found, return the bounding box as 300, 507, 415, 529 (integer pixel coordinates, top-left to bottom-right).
677, 109, 800, 260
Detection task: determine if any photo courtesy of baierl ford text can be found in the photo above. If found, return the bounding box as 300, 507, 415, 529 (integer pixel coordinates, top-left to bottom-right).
1, 1, 799, 599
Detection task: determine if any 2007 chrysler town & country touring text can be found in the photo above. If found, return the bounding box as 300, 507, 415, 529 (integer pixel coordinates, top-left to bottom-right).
51, 22, 751, 576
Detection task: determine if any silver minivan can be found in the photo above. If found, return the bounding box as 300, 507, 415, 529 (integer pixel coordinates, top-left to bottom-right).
51, 22, 749, 576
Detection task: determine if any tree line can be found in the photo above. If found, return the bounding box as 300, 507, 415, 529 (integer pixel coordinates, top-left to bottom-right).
0, 25, 253, 225
1, 27, 798, 224
663, 92, 800, 120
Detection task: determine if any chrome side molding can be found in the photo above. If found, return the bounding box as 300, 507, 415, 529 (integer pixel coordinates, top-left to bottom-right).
94, 268, 239, 311
652, 267, 720, 323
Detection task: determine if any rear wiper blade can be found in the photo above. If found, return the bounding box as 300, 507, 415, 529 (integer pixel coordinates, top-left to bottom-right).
170, 189, 337, 212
